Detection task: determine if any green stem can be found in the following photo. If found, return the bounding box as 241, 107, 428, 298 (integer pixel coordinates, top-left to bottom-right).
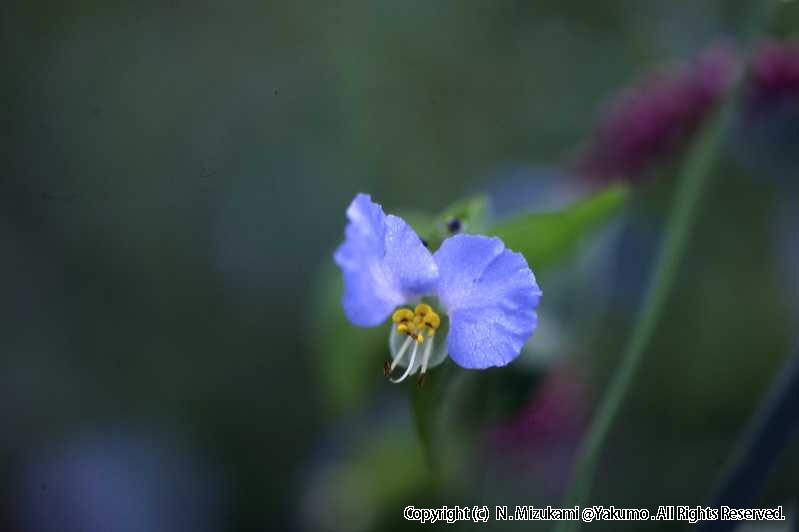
554, 1, 781, 520
555, 90, 736, 532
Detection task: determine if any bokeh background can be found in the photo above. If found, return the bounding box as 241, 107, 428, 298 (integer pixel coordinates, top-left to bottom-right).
3, 1, 799, 530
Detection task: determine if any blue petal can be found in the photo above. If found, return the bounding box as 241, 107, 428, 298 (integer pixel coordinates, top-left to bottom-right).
334, 194, 438, 327
434, 234, 541, 368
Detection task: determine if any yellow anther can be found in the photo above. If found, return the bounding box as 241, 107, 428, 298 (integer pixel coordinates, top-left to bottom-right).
392, 308, 414, 323
415, 303, 433, 317
423, 312, 440, 330
393, 303, 441, 345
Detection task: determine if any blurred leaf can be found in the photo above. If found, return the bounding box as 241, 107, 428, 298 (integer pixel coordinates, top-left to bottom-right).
352, 427, 428, 503
410, 360, 458, 471
410, 358, 544, 481
465, 368, 544, 421
305, 423, 429, 532
436, 194, 489, 232
490, 184, 629, 271
308, 265, 387, 415
424, 195, 489, 250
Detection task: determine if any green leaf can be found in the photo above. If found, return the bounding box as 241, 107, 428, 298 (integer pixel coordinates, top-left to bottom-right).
489, 184, 629, 272
416, 195, 489, 250
308, 265, 387, 415
410, 360, 457, 471
436, 195, 489, 233
304, 422, 429, 531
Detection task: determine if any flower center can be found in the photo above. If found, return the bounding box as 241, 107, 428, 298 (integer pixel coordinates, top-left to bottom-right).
384, 303, 442, 386
391, 303, 441, 343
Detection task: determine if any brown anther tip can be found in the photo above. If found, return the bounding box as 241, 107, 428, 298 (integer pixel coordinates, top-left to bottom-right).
416, 374, 427, 388
383, 360, 391, 377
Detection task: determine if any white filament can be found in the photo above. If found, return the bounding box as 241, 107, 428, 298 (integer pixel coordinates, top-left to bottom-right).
390, 336, 413, 372
390, 340, 419, 383
420, 336, 434, 375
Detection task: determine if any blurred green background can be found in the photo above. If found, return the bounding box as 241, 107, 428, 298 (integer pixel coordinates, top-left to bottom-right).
2, 1, 798, 531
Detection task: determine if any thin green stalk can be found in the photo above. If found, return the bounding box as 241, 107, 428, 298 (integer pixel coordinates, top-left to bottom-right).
552, 4, 782, 518
554, 0, 780, 519
554, 91, 736, 532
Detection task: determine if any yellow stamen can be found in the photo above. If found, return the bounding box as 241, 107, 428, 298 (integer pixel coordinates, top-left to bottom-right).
392, 308, 414, 324
415, 303, 433, 317
391, 303, 442, 343
423, 313, 440, 330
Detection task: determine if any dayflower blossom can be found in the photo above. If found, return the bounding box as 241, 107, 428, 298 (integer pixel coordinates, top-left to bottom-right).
576, 44, 738, 182
334, 194, 541, 384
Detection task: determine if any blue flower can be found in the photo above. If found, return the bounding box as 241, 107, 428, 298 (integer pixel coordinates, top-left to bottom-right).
334, 194, 542, 383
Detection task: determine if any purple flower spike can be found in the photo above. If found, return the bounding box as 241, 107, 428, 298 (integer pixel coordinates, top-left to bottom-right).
576, 44, 738, 182
745, 39, 799, 118
734, 40, 799, 179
